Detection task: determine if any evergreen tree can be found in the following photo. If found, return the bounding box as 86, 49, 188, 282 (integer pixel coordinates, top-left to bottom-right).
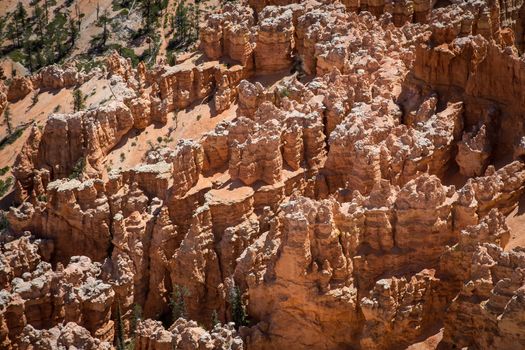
229, 286, 248, 329
68, 12, 79, 47
170, 284, 189, 322
44, 0, 53, 23
0, 14, 7, 43
33, 4, 46, 46
130, 303, 142, 336
114, 301, 126, 350
96, 9, 111, 49
72, 88, 85, 112
74, 2, 82, 32
192, 1, 200, 40
142, 0, 153, 34
174, 1, 190, 44
22, 29, 34, 72
211, 310, 220, 327
3, 105, 12, 135
7, 2, 28, 48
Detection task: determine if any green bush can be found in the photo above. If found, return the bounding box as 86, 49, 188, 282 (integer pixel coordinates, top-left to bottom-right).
0, 211, 8, 231
0, 166, 9, 176
69, 157, 85, 179
0, 177, 13, 197
0, 127, 25, 150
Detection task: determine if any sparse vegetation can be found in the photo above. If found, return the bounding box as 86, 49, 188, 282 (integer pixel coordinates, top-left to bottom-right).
0, 177, 13, 197
279, 87, 290, 98
130, 303, 143, 337
0, 126, 26, 150
211, 309, 220, 327
31, 91, 39, 106
0, 211, 9, 231
68, 157, 85, 180
0, 166, 10, 176
3, 105, 13, 135
114, 301, 126, 350
167, 0, 200, 52
2, 0, 81, 73
92, 9, 111, 51
229, 285, 248, 329
72, 88, 86, 112
76, 59, 103, 74
170, 284, 190, 323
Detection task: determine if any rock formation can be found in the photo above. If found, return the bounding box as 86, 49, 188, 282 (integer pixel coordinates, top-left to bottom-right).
3, 0, 525, 349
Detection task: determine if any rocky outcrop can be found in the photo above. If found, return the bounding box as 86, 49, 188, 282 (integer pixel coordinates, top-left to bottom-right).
200, 4, 255, 67
255, 7, 295, 74
19, 322, 112, 350
134, 318, 244, 350
34, 64, 91, 91
409, 35, 525, 157
239, 197, 359, 349
442, 244, 525, 349
456, 124, 492, 176
0, 234, 114, 347
5, 1, 525, 350
360, 269, 438, 349
7, 76, 33, 102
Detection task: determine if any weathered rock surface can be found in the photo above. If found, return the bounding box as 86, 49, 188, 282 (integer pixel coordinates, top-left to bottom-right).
134, 318, 243, 350
4, 1, 525, 349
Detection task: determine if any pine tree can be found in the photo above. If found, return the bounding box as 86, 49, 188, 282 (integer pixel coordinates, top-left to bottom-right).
170, 284, 189, 323
96, 9, 111, 49
33, 4, 46, 46
174, 1, 190, 44
211, 310, 220, 327
142, 0, 153, 34
114, 301, 126, 350
74, 2, 82, 32
68, 12, 79, 47
192, 1, 200, 40
44, 0, 53, 23
130, 303, 142, 336
3, 105, 12, 135
229, 286, 248, 329
22, 29, 34, 72
12, 2, 28, 48
72, 88, 85, 112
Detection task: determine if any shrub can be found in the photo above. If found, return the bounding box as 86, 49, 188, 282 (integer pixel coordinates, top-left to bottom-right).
31, 92, 39, 106
0, 166, 9, 176
0, 211, 8, 231
0, 127, 26, 150
0, 177, 13, 197
69, 157, 85, 179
